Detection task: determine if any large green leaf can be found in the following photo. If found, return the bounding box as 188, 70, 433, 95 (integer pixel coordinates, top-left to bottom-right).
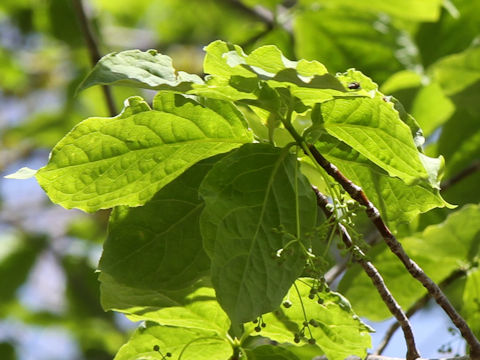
100, 275, 230, 336
35, 94, 252, 212
114, 322, 232, 360
311, 97, 435, 187
339, 204, 480, 320
77, 49, 203, 93
416, 0, 480, 67
310, 134, 449, 230
257, 280, 372, 360
299, 0, 442, 21
99, 157, 220, 292
459, 268, 480, 337
430, 45, 480, 96
199, 143, 318, 325
294, 7, 403, 83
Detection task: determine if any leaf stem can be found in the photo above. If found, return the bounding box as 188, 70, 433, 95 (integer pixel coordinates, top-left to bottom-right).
72, 0, 117, 117
313, 186, 421, 360
307, 144, 480, 359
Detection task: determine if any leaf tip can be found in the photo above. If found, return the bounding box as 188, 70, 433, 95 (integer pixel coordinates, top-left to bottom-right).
4, 167, 38, 179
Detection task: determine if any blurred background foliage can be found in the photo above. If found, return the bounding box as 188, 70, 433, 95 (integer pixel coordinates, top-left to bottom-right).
0, 0, 479, 359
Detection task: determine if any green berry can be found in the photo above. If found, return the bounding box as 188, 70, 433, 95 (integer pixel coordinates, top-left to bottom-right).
254, 326, 261, 332
308, 338, 316, 345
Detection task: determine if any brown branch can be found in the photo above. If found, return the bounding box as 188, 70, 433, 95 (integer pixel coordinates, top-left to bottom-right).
223, 0, 275, 27
441, 160, 480, 191
326, 356, 470, 360
375, 269, 469, 355
312, 186, 420, 360
307, 144, 480, 359
71, 0, 117, 117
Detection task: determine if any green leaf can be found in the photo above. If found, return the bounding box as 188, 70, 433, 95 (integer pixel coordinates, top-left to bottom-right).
199, 143, 318, 324
298, 0, 442, 21
243, 345, 303, 360
430, 45, 480, 95
459, 267, 480, 337
416, 1, 480, 67
35, 94, 252, 212
409, 83, 455, 137
294, 7, 403, 84
99, 157, 220, 292
311, 134, 450, 230
340, 204, 480, 320
77, 49, 203, 93
201, 41, 347, 107
257, 280, 372, 360
311, 97, 434, 187
100, 275, 230, 336
114, 322, 232, 360
0, 233, 45, 304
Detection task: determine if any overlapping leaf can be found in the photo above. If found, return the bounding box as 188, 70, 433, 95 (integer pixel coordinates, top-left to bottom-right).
100, 275, 230, 335
310, 97, 437, 187
200, 41, 347, 106
257, 280, 372, 360
35, 94, 252, 212
199, 143, 318, 325
310, 134, 450, 230
77, 49, 203, 92
340, 204, 480, 320
114, 321, 232, 360
99, 157, 220, 292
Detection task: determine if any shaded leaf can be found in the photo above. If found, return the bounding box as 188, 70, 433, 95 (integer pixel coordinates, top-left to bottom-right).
294, 7, 403, 83
77, 49, 203, 93
430, 45, 480, 96
99, 157, 220, 292
299, 0, 442, 21
199, 143, 317, 324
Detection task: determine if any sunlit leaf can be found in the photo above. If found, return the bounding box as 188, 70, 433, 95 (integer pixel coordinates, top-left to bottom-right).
257, 280, 372, 360
35, 95, 252, 212
114, 322, 232, 360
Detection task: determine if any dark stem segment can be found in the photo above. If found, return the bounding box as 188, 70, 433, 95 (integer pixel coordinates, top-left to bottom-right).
71, 0, 117, 117
441, 160, 480, 191
375, 269, 468, 355
308, 144, 480, 359
312, 186, 421, 360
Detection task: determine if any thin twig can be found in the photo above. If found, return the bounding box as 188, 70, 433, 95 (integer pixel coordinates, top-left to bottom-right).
375, 269, 468, 355
441, 160, 480, 191
312, 356, 471, 360
312, 186, 420, 360
307, 144, 480, 359
224, 0, 275, 27
71, 0, 117, 117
